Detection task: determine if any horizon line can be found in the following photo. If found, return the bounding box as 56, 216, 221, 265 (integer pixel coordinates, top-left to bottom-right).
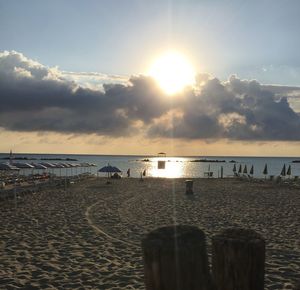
0, 152, 299, 159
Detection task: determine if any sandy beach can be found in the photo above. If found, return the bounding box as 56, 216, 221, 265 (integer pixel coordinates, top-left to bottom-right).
0, 177, 299, 289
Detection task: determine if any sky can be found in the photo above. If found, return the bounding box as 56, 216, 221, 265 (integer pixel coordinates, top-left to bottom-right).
0, 0, 300, 156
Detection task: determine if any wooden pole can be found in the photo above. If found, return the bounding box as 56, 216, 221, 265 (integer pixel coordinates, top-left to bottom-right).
141, 225, 212, 290
185, 180, 194, 194
212, 228, 265, 290
293, 281, 300, 290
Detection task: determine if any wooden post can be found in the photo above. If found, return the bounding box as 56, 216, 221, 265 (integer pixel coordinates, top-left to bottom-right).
293, 281, 300, 290
141, 225, 211, 290
185, 180, 194, 194
212, 228, 265, 290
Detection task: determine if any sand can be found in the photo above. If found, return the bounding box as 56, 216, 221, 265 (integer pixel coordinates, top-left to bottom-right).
0, 177, 299, 289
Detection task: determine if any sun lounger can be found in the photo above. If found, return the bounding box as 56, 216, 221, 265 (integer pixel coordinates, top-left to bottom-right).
204, 172, 213, 178
274, 176, 282, 184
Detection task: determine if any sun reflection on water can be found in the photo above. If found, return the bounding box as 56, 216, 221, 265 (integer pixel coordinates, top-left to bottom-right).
148, 157, 185, 178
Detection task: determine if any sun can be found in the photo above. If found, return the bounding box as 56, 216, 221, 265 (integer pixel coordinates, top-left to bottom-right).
148, 51, 196, 95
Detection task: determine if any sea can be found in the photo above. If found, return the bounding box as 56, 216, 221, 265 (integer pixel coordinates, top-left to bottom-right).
1, 153, 300, 179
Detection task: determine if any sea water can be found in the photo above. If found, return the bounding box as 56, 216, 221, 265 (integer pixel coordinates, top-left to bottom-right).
1, 153, 300, 179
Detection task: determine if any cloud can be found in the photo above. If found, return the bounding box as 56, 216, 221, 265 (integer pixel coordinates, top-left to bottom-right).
61, 70, 128, 90
0, 51, 170, 137
150, 75, 300, 141
1, 50, 300, 141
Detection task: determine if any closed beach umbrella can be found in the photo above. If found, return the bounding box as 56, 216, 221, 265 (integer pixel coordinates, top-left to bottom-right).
243, 165, 248, 174
287, 165, 291, 177
233, 164, 237, 172
280, 164, 286, 176
238, 164, 242, 174
263, 164, 268, 178
250, 165, 254, 175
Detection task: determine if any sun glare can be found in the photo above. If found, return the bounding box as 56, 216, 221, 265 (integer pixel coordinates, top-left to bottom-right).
149, 51, 196, 95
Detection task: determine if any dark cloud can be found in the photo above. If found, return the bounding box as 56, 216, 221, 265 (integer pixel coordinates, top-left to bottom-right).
1, 51, 300, 141
150, 75, 300, 141
0, 51, 170, 137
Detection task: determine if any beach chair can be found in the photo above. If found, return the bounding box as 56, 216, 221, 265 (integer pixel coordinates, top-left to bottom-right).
204, 171, 213, 178
274, 176, 282, 184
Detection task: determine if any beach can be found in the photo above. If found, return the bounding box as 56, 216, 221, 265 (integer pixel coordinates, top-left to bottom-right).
0, 177, 299, 289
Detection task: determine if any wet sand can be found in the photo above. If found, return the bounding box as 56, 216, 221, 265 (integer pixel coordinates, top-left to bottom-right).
0, 178, 299, 289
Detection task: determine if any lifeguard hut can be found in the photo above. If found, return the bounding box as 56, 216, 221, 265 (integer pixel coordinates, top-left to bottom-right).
157, 152, 166, 169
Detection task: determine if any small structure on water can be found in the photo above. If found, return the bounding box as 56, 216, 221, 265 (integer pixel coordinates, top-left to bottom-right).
157, 152, 166, 169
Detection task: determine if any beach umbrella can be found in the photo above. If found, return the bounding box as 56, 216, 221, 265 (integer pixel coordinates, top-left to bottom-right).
12, 162, 35, 176
0, 163, 20, 171
13, 162, 34, 169
111, 166, 122, 173
238, 164, 242, 174
280, 164, 286, 177
98, 165, 121, 173
40, 162, 56, 176
31, 163, 48, 179
40, 162, 55, 168
250, 165, 254, 175
98, 164, 121, 178
263, 164, 268, 178
233, 163, 237, 172
287, 165, 292, 178
88, 163, 95, 174
31, 163, 47, 170
243, 165, 248, 174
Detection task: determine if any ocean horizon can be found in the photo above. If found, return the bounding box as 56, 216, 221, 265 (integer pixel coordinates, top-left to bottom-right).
1, 152, 300, 179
